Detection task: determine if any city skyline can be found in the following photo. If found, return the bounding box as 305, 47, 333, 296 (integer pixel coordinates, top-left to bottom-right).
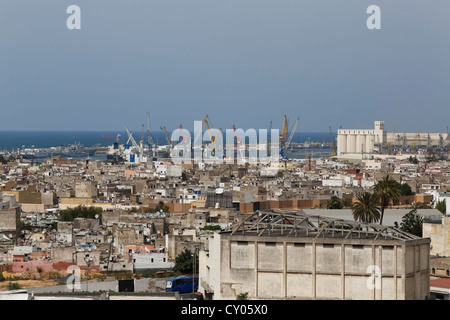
1, 0, 449, 133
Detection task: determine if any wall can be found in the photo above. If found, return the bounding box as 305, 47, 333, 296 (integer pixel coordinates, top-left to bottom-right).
51, 247, 76, 263
133, 253, 174, 271
12, 261, 53, 273
200, 233, 430, 300
423, 216, 450, 257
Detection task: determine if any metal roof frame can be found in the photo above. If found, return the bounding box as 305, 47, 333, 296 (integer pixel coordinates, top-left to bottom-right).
227, 209, 420, 241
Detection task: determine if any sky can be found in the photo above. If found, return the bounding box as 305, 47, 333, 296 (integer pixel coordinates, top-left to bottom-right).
0, 0, 449, 134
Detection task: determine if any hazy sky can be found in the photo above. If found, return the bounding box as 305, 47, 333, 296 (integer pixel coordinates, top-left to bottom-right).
0, 0, 449, 133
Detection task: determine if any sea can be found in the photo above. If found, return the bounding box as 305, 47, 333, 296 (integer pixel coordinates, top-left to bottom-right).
0, 131, 334, 160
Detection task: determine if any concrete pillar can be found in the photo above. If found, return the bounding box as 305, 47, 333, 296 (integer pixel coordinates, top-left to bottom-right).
347, 134, 356, 154
366, 135, 373, 153
356, 134, 365, 154
337, 133, 347, 155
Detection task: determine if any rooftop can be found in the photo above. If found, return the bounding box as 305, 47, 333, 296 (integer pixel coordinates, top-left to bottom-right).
224, 209, 422, 241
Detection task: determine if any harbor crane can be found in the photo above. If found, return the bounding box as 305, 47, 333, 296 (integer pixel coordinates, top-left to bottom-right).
279, 115, 299, 159
284, 117, 299, 152
124, 126, 144, 156
279, 115, 289, 159
193, 114, 220, 157
329, 126, 336, 157
146, 112, 155, 146
161, 126, 174, 148
146, 112, 156, 159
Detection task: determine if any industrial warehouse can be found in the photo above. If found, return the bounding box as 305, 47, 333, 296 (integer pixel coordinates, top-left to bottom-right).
199, 210, 431, 300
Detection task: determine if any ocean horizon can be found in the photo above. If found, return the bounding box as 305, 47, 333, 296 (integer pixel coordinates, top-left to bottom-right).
0, 130, 335, 151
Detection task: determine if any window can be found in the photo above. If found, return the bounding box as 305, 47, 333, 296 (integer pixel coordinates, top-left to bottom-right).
294, 243, 305, 248
237, 241, 248, 246
265, 242, 276, 247
323, 244, 334, 249
352, 245, 364, 249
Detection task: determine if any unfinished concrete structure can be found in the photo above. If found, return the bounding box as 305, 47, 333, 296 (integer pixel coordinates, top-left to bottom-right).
199, 210, 430, 300
423, 216, 450, 257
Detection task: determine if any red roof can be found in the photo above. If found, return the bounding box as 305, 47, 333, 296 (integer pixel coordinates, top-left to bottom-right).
430, 278, 450, 289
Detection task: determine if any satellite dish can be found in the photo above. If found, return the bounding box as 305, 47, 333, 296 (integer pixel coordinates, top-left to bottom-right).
95, 214, 99, 219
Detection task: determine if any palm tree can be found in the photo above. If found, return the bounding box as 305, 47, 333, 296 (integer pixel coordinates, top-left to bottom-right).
394, 209, 423, 237
374, 174, 401, 225
351, 192, 381, 223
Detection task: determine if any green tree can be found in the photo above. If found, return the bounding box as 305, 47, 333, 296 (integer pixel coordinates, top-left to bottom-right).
394, 209, 423, 237
351, 192, 381, 223
149, 201, 170, 213
436, 200, 447, 215
327, 196, 343, 209
413, 202, 430, 209
58, 205, 103, 221
398, 183, 414, 196
374, 174, 401, 225
236, 292, 249, 300
201, 225, 222, 231
8, 282, 21, 290
408, 156, 419, 164
174, 249, 196, 274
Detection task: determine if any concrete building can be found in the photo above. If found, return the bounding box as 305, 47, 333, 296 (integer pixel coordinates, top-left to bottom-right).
199, 210, 430, 300
0, 193, 21, 244
337, 121, 387, 156
423, 216, 450, 257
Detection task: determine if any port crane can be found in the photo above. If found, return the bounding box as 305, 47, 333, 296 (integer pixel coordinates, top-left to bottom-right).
161, 126, 174, 148
279, 115, 299, 159
329, 126, 336, 157
284, 117, 299, 152
124, 126, 145, 163
279, 115, 289, 159
146, 112, 156, 159
102, 134, 121, 143
193, 115, 220, 157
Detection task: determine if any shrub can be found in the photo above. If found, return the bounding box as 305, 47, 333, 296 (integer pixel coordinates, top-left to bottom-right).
8, 282, 21, 290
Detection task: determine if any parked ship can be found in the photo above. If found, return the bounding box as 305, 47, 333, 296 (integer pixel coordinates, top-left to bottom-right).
21, 140, 97, 159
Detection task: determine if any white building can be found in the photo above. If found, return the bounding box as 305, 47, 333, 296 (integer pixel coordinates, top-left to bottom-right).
337, 121, 387, 156
431, 191, 450, 215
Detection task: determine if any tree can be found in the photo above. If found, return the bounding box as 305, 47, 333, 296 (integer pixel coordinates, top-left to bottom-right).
351, 192, 381, 223
436, 200, 447, 215
394, 209, 423, 237
414, 202, 430, 209
327, 196, 343, 209
59, 205, 102, 221
8, 282, 21, 290
408, 156, 419, 164
149, 201, 170, 213
236, 292, 249, 300
374, 174, 401, 225
398, 183, 414, 196
201, 225, 222, 231
174, 249, 196, 274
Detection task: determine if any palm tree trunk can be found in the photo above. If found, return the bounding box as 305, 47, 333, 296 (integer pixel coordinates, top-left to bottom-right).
379, 205, 385, 225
